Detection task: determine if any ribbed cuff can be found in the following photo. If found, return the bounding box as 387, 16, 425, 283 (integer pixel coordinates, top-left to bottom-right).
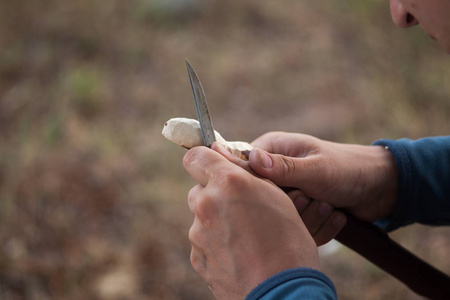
245, 268, 336, 300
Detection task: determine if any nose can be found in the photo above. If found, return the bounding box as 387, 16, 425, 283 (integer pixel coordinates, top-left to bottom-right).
389, 0, 419, 28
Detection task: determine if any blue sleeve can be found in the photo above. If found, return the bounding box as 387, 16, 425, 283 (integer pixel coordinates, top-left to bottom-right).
245, 268, 337, 300
373, 136, 450, 231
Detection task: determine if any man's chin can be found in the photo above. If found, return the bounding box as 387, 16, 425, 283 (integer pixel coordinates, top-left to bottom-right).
437, 40, 450, 53
429, 34, 450, 53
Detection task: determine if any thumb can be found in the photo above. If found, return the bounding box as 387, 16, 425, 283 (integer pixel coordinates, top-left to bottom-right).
249, 148, 309, 188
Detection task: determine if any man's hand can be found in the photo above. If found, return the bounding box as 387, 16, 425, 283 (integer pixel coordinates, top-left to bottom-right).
184, 144, 320, 299
248, 132, 398, 244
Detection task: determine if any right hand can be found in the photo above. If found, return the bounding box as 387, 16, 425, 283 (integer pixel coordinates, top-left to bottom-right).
183, 144, 320, 299
249, 132, 398, 227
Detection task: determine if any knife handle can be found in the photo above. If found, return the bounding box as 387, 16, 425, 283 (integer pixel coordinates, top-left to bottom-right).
279, 187, 450, 298
334, 211, 450, 299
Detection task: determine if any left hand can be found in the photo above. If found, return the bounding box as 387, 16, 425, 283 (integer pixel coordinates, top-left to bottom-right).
184, 143, 320, 299
285, 189, 347, 246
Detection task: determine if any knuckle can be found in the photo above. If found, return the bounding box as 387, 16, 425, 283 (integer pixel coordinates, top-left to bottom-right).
188, 224, 200, 245
219, 169, 252, 198
190, 250, 199, 268
220, 169, 243, 187
280, 155, 298, 179
189, 219, 209, 248
188, 187, 195, 202
193, 193, 215, 225
187, 186, 199, 210
190, 249, 205, 274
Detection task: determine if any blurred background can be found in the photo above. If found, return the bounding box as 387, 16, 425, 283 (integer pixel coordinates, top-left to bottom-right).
0, 0, 449, 299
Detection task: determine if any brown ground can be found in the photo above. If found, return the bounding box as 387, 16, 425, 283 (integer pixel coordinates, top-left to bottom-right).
0, 0, 449, 299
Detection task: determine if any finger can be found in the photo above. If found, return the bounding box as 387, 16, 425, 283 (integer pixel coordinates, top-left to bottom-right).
183, 146, 232, 187
300, 201, 334, 236
190, 243, 216, 298
189, 217, 212, 283
251, 131, 293, 154
251, 132, 317, 157
248, 147, 323, 189
212, 142, 259, 177
188, 184, 204, 214
189, 216, 207, 252
287, 190, 311, 214
211, 142, 253, 171
313, 211, 347, 246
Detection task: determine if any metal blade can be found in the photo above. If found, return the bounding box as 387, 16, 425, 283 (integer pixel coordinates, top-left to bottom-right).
185, 59, 216, 148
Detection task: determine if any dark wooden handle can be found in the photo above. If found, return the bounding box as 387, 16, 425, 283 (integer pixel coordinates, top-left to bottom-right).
335, 212, 450, 299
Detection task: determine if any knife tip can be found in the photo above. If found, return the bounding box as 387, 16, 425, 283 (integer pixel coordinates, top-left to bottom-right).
185, 59, 196, 76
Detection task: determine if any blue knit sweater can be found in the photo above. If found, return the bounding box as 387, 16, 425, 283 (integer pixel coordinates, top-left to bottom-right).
245, 136, 450, 300
373, 136, 450, 231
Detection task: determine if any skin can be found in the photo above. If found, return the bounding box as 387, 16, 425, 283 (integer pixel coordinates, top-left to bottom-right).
390, 0, 450, 52
184, 136, 397, 298
184, 1, 450, 298
184, 143, 319, 299
249, 132, 398, 246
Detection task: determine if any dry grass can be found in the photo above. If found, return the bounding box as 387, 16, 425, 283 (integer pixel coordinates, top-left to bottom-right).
0, 0, 449, 299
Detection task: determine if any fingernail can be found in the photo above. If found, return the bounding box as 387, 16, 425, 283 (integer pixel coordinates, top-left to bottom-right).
318, 202, 333, 216
293, 194, 310, 213
333, 214, 346, 228
288, 190, 310, 212
256, 148, 272, 169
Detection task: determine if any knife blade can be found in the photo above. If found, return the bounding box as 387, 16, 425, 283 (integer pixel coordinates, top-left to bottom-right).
185, 59, 216, 148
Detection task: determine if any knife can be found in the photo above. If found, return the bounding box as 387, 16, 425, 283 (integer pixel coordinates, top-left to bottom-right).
184, 59, 450, 299
185, 59, 216, 148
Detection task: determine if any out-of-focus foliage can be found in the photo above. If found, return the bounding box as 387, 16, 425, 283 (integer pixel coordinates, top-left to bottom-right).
0, 0, 449, 299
